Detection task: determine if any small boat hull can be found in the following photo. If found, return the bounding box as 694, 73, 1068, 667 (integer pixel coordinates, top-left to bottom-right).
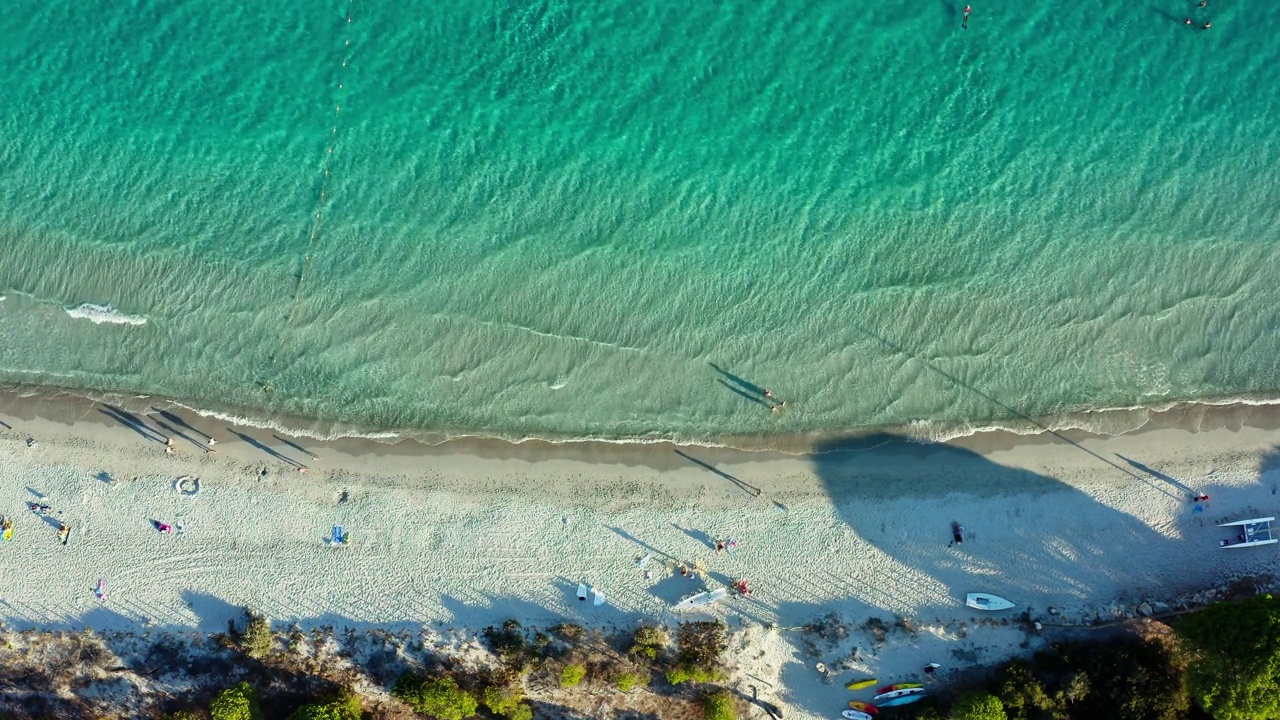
966, 593, 1015, 611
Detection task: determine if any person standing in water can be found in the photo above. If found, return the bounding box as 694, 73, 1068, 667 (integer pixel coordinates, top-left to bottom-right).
963, 5, 972, 29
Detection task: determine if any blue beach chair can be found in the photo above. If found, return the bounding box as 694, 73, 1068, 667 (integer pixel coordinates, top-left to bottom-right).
330, 525, 348, 545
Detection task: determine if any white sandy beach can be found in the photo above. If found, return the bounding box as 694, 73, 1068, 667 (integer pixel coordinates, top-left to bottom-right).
2, 395, 1280, 718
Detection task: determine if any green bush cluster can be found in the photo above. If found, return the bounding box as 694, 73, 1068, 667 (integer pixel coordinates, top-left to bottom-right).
949, 692, 1006, 720
559, 663, 587, 688
1177, 594, 1280, 720
662, 621, 726, 686
482, 685, 528, 717
286, 692, 361, 720
483, 620, 535, 671
392, 672, 478, 720
209, 682, 261, 720
898, 633, 1192, 720
237, 609, 273, 659
629, 625, 667, 660
616, 670, 648, 692
702, 689, 735, 720
664, 664, 719, 686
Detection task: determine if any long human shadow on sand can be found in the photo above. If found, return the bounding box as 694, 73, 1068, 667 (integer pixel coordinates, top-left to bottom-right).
673, 449, 762, 497
770, 436, 1280, 717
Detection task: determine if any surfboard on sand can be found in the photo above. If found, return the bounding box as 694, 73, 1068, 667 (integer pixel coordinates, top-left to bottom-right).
672, 587, 728, 611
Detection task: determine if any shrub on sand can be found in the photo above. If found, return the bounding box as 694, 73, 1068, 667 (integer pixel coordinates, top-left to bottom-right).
482, 685, 524, 716
616, 670, 648, 692
236, 609, 273, 659
630, 626, 668, 659
286, 692, 361, 720
949, 691, 1007, 720
209, 682, 261, 720
392, 673, 477, 720
560, 663, 587, 688
703, 689, 735, 720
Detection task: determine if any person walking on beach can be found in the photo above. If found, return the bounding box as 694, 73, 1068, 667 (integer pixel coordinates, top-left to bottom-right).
58, 523, 71, 546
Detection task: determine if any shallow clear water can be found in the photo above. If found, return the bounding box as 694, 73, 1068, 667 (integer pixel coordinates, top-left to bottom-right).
1, 0, 1279, 443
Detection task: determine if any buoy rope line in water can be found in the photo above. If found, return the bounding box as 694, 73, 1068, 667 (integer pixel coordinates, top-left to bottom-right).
268, 0, 357, 394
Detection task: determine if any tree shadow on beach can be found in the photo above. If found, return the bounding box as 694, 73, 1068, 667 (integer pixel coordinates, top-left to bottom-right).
771, 435, 1280, 717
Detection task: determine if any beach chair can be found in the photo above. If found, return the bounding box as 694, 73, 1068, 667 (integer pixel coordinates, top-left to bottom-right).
330, 525, 348, 546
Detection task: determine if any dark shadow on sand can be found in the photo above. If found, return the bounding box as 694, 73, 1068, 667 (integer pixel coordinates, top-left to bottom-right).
99, 405, 165, 444
671, 523, 716, 549
228, 430, 302, 468
673, 449, 761, 497
1116, 454, 1195, 497
151, 408, 209, 440
273, 435, 319, 460
153, 419, 204, 450
605, 526, 677, 563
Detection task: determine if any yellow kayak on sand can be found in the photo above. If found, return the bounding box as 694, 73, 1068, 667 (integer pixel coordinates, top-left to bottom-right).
846, 677, 876, 691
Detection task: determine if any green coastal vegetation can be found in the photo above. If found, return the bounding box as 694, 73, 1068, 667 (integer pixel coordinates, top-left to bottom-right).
4, 598, 1280, 719
897, 594, 1280, 720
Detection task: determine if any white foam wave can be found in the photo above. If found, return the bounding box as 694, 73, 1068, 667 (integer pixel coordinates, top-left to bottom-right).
170, 401, 402, 442
64, 303, 147, 326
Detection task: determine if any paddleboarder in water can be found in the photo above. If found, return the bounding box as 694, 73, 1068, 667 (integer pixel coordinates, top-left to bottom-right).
963, 5, 972, 29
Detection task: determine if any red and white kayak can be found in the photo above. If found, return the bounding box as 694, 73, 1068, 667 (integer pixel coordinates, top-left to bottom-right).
848, 700, 878, 715
873, 685, 924, 701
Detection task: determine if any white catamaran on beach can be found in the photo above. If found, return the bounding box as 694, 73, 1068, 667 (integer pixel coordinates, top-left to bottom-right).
1218, 517, 1277, 548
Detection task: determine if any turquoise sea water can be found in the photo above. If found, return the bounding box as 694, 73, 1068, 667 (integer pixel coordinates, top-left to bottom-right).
2, 0, 1279, 444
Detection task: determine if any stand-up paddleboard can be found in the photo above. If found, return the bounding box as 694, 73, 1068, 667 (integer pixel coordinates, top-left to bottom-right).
846, 677, 876, 691
873, 685, 924, 701
842, 711, 873, 720
672, 587, 728, 611
966, 593, 1015, 611
878, 693, 926, 708
848, 700, 878, 714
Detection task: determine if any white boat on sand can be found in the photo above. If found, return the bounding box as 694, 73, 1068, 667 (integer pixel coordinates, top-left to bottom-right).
1218, 517, 1277, 548
966, 593, 1015, 611
672, 587, 728, 612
